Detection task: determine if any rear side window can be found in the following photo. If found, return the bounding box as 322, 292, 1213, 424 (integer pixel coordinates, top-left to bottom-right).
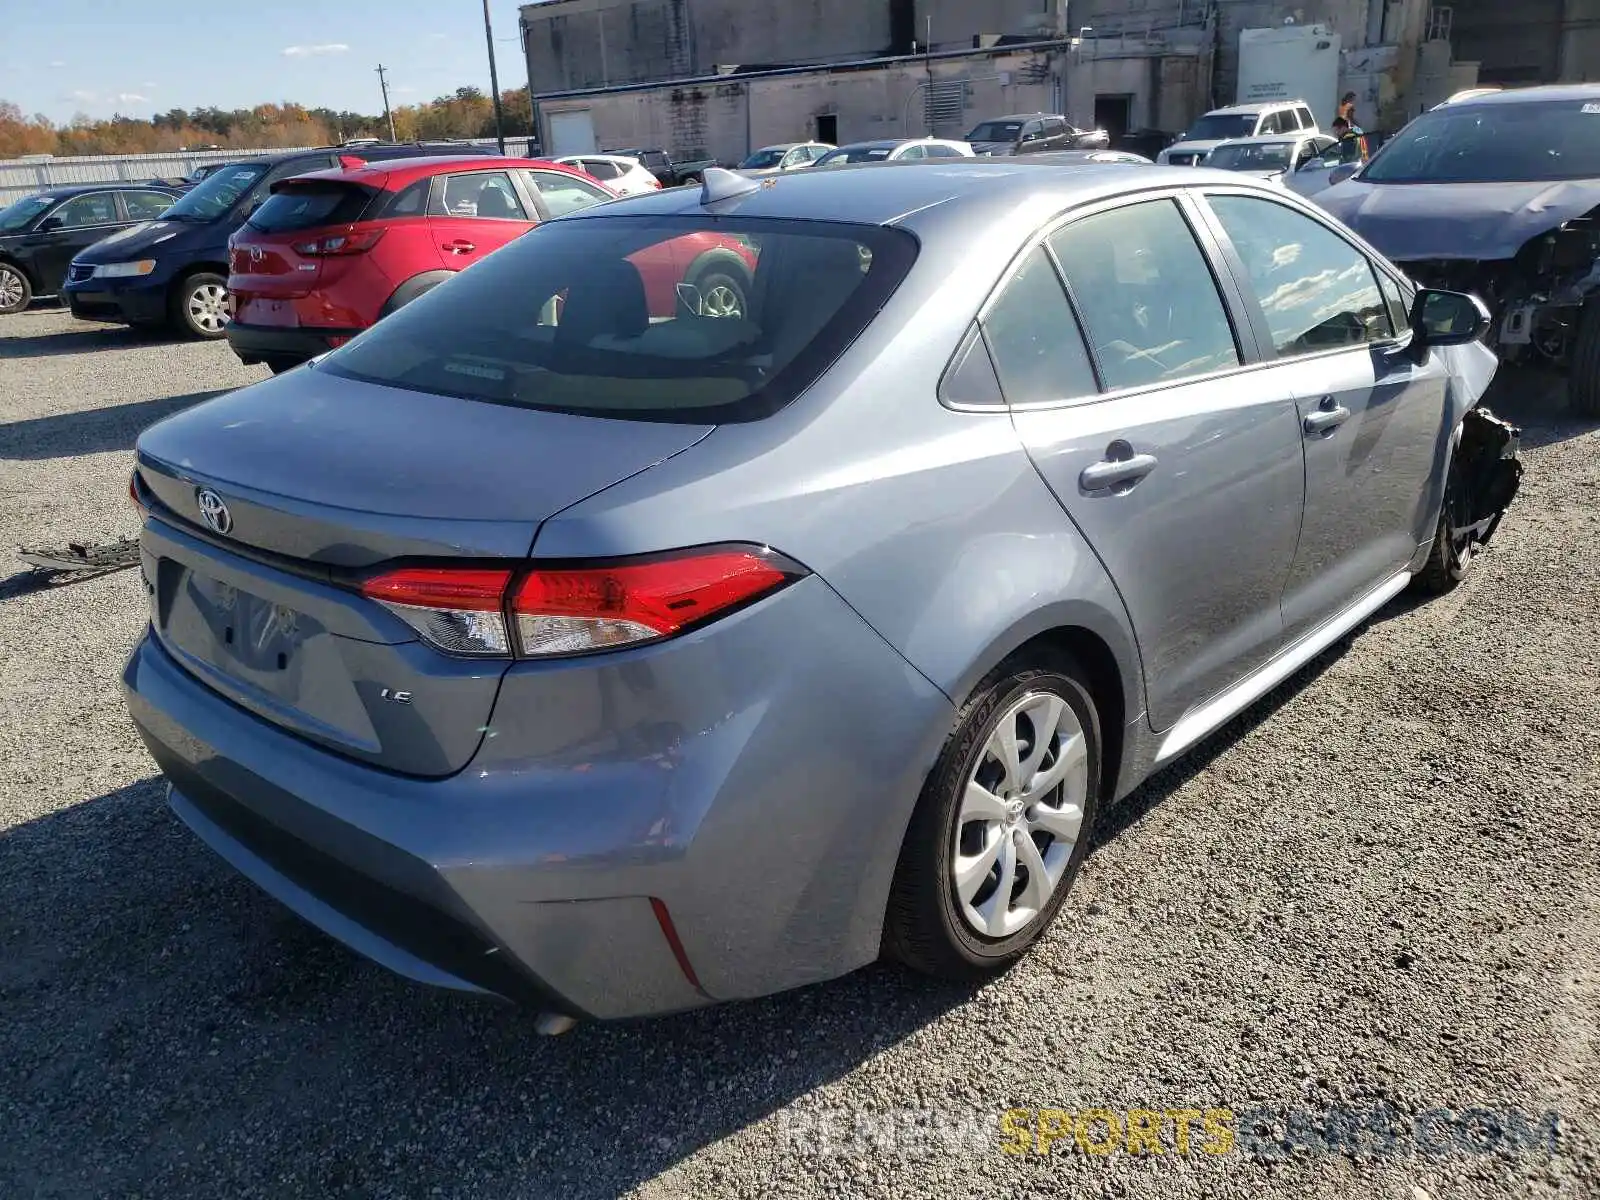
1207, 194, 1394, 356
433, 171, 528, 220
319, 216, 916, 423
382, 178, 431, 218
1297, 106, 1315, 129
583, 159, 620, 180
981, 246, 1097, 405
1042, 118, 1067, 138
249, 182, 377, 233
121, 190, 174, 220
1049, 199, 1241, 391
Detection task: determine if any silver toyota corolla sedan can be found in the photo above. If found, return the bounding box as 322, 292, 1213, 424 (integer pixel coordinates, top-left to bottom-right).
124, 161, 1520, 1026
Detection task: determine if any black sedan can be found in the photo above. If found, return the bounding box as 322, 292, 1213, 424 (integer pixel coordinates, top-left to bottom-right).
0, 182, 182, 314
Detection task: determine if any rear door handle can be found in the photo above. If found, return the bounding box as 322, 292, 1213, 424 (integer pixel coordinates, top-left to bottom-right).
1079, 449, 1159, 493
1303, 396, 1351, 436
443, 240, 476, 254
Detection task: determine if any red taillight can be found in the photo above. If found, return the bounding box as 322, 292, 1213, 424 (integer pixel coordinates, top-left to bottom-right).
360, 567, 514, 656
357, 548, 800, 659
292, 228, 384, 256
510, 550, 792, 656
129, 469, 147, 522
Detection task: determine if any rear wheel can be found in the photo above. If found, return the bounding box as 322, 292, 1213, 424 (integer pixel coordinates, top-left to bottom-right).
1568, 298, 1600, 417
690, 268, 748, 320
171, 272, 229, 339
884, 652, 1100, 982
0, 263, 32, 315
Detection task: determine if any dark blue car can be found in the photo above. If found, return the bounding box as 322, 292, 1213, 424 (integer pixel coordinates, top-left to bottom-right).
64, 142, 497, 339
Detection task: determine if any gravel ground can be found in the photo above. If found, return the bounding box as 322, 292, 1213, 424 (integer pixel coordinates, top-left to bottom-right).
2, 304, 1598, 1200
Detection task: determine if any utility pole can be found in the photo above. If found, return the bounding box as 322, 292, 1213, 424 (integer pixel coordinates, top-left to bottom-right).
375, 63, 397, 142
482, 0, 507, 154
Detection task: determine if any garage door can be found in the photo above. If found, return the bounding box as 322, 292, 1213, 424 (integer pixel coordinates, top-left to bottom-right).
547, 110, 597, 156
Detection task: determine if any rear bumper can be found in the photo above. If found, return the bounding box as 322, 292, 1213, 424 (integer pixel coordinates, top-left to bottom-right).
227, 322, 361, 366
124, 575, 953, 1018
64, 278, 167, 325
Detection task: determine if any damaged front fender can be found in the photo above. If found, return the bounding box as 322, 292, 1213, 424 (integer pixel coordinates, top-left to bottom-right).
1452, 406, 1524, 551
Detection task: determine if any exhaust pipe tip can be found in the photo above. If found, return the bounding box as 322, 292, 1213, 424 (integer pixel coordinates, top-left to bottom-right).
535, 1012, 579, 1036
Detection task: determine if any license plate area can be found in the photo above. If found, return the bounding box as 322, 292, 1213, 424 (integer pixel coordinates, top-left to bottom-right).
241, 297, 298, 327
162, 565, 321, 686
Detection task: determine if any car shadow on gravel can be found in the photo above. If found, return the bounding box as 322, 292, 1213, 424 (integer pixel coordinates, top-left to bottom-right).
0, 390, 227, 460
1482, 365, 1600, 450
0, 776, 982, 1198
0, 322, 179, 361
0, 638, 1370, 1198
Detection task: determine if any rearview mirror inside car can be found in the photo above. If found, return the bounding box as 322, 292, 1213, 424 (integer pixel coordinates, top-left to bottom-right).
1409, 288, 1492, 362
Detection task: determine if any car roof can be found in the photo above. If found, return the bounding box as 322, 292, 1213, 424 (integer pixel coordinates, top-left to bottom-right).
1211, 133, 1318, 146
15, 181, 180, 201
567, 157, 1277, 232
1206, 101, 1303, 115
1445, 82, 1600, 107
291, 156, 586, 189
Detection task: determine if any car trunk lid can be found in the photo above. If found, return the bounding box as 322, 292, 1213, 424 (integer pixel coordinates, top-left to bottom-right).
134, 369, 713, 776
229, 179, 382, 302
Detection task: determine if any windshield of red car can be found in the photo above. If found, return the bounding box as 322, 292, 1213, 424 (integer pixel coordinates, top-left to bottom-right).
319, 215, 918, 423
1363, 98, 1600, 183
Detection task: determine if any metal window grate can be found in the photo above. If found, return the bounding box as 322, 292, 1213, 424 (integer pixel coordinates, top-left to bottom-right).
924, 80, 969, 130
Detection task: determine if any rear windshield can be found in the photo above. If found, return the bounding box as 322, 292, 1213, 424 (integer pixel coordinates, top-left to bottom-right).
1362, 98, 1600, 183
739, 148, 787, 169
1182, 114, 1258, 141
818, 146, 894, 165
248, 181, 377, 232
1207, 142, 1294, 170
319, 215, 917, 423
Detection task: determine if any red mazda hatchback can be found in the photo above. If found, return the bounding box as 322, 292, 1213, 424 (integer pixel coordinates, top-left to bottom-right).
226, 155, 757, 372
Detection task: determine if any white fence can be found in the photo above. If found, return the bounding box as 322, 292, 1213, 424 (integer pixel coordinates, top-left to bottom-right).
1, 138, 538, 204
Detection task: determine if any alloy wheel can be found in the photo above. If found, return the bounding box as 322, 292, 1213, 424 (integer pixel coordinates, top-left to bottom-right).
0, 266, 25, 311
701, 282, 744, 319
952, 691, 1089, 938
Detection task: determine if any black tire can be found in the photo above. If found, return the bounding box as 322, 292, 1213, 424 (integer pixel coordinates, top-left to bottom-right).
884, 651, 1101, 982
1411, 465, 1475, 596
689, 267, 749, 320
264, 357, 301, 376
0, 262, 33, 315
1569, 298, 1600, 417
169, 271, 229, 339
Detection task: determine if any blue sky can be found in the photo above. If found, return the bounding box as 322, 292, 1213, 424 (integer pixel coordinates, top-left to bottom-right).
1, 0, 537, 124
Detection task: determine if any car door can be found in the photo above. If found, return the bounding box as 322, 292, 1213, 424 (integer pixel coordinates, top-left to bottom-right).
24, 190, 126, 293
1040, 117, 1070, 150
994, 193, 1307, 729
1198, 190, 1451, 639
427, 169, 535, 271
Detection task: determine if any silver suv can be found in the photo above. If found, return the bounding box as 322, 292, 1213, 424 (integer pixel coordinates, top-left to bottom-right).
1159, 100, 1320, 166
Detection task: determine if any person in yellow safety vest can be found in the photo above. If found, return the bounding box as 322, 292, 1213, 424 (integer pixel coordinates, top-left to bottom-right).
1331, 116, 1370, 163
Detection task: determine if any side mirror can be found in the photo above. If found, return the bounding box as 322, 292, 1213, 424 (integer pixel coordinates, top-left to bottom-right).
36, 216, 64, 233
1409, 288, 1491, 363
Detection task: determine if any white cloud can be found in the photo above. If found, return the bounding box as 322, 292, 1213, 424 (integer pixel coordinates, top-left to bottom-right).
115, 93, 151, 104
61, 89, 97, 103
281, 42, 350, 58
49, 59, 67, 68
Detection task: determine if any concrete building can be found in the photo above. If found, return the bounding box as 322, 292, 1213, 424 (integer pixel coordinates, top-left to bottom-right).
1447, 0, 1600, 86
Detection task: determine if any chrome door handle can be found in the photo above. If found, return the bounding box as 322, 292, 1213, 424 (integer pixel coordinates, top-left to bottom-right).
1079, 451, 1159, 493
1303, 397, 1351, 436
443, 240, 476, 254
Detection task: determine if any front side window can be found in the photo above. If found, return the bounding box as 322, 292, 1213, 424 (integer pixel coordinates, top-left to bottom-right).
740, 148, 787, 170
1049, 199, 1241, 391
524, 170, 610, 218
319, 215, 916, 423
981, 246, 1098, 405
0, 195, 53, 232
1208, 194, 1393, 356
50, 192, 119, 227
121, 191, 175, 220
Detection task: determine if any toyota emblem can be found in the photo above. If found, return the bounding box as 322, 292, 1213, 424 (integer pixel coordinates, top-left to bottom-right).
196, 487, 232, 535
